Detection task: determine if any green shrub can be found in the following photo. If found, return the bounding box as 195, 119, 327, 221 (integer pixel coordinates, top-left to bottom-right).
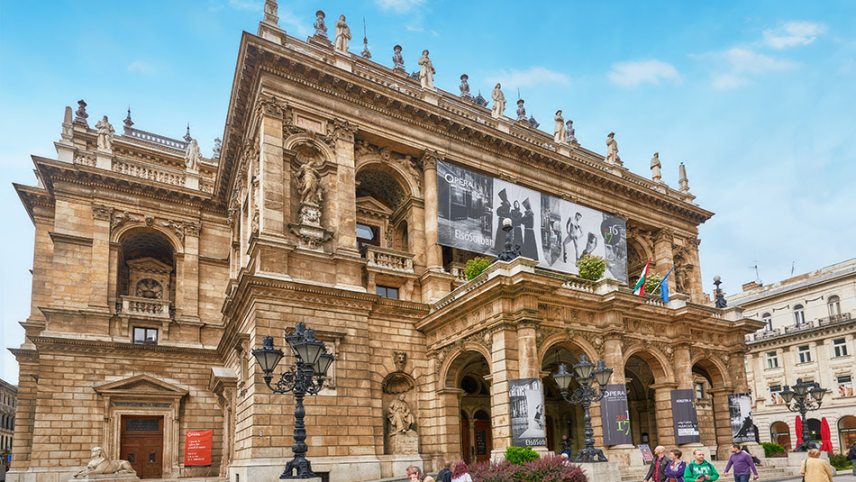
829, 453, 852, 470
464, 256, 493, 280
645, 274, 663, 295
504, 446, 539, 465
576, 254, 606, 281
760, 442, 785, 457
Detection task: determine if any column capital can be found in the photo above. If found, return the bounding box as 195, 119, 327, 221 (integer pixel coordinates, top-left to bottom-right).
91, 204, 113, 221
420, 148, 444, 170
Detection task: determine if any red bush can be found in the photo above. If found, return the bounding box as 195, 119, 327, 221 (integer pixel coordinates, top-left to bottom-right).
468, 455, 587, 482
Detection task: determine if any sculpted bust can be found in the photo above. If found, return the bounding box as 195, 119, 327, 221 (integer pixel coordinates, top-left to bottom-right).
73, 447, 136, 478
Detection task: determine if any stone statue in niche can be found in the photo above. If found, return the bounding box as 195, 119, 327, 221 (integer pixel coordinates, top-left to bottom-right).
334, 15, 351, 52
289, 148, 333, 248
73, 447, 137, 478
297, 160, 324, 207
393, 351, 407, 372
95, 116, 114, 152
387, 394, 415, 434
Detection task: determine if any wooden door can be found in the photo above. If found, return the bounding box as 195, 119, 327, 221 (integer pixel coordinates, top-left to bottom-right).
460, 416, 471, 464
120, 416, 164, 479
473, 419, 492, 463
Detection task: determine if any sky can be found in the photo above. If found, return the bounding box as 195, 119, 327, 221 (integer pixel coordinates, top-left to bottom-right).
1, 1, 854, 385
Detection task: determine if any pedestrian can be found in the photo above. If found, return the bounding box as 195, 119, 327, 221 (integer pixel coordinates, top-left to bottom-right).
724, 444, 758, 482
560, 434, 573, 458
436, 462, 452, 482
683, 449, 719, 482
644, 445, 669, 482
740, 446, 761, 466
664, 449, 687, 482
450, 461, 472, 482
800, 448, 833, 482
847, 442, 856, 476
406, 465, 435, 482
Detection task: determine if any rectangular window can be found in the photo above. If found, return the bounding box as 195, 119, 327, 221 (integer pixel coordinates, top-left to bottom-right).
837, 375, 854, 397
356, 223, 380, 250
769, 384, 783, 405
798, 345, 812, 363
376, 285, 399, 300
833, 338, 849, 357
694, 382, 704, 400
766, 351, 779, 369
133, 327, 158, 345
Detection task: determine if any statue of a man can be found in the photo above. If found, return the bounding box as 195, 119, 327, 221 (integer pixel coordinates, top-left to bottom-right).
73, 447, 136, 478
185, 138, 202, 171
516, 99, 526, 121
553, 110, 566, 143
387, 394, 415, 434
650, 152, 662, 183
417, 50, 435, 90
605, 132, 621, 165
392, 45, 404, 70
334, 15, 351, 52
297, 160, 323, 205
313, 10, 327, 38
565, 120, 577, 144
459, 74, 471, 98
95, 116, 114, 151
491, 83, 506, 118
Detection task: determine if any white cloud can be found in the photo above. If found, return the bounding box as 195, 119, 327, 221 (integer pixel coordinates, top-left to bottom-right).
227, 0, 261, 11
711, 73, 747, 90
763, 21, 826, 49
485, 67, 570, 90
127, 61, 157, 76
375, 0, 425, 14
607, 60, 681, 87
722, 48, 796, 74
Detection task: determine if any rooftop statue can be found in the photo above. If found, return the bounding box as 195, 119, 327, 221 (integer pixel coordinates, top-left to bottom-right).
651, 152, 663, 183
417, 50, 435, 90
313, 10, 327, 38
459, 74, 471, 98
491, 83, 506, 119
565, 120, 577, 144
553, 110, 566, 143
334, 15, 351, 52
605, 132, 622, 165
185, 138, 202, 171
95, 116, 114, 152
516, 99, 526, 121
392, 45, 404, 71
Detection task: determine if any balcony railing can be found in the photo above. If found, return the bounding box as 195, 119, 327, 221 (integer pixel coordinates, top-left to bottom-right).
113, 159, 186, 187
365, 246, 415, 274
818, 311, 852, 326
448, 262, 469, 285
746, 311, 853, 342
120, 296, 171, 319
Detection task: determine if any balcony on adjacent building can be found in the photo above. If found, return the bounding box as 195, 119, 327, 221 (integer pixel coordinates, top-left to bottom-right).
745, 310, 853, 343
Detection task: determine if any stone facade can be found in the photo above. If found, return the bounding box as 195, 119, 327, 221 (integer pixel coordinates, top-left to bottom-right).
1, 378, 15, 454
732, 258, 856, 454
8, 9, 762, 482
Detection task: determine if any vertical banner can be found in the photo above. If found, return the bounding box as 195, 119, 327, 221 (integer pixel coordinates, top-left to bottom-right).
184, 429, 213, 466
436, 160, 628, 282
671, 389, 700, 444
600, 384, 633, 446
729, 393, 756, 443
509, 378, 546, 447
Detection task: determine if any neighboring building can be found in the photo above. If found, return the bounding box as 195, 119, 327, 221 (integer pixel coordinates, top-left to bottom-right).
732, 259, 856, 454
8, 4, 762, 481
0, 379, 15, 454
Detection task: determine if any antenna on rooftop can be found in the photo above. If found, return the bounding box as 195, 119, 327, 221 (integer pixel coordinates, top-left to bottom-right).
748, 262, 761, 284
790, 261, 795, 276
361, 17, 371, 59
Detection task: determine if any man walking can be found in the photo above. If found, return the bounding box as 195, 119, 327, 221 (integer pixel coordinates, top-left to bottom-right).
644, 445, 668, 482
724, 444, 758, 482
847, 442, 856, 476
684, 449, 720, 482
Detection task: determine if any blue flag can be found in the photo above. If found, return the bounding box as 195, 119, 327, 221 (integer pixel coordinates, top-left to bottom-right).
660, 267, 674, 303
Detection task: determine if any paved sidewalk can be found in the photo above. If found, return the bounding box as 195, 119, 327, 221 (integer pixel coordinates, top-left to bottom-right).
765, 474, 856, 482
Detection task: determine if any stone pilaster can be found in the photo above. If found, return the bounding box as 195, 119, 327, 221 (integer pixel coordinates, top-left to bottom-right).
653, 228, 675, 292
709, 387, 733, 460
421, 150, 443, 271
490, 326, 518, 457
602, 332, 625, 384
259, 105, 285, 235
651, 383, 678, 448
89, 204, 112, 310
673, 343, 693, 390
178, 224, 200, 320
331, 119, 359, 255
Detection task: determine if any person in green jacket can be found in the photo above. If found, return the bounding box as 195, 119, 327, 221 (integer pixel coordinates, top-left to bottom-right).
683, 449, 720, 482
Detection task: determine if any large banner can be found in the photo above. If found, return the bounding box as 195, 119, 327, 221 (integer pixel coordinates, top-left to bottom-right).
729, 393, 756, 443
184, 429, 213, 466
671, 389, 700, 444
509, 378, 546, 447
601, 384, 633, 446
436, 160, 628, 282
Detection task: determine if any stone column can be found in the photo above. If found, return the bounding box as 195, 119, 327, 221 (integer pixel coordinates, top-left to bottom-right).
602, 333, 625, 383
436, 388, 464, 462
673, 343, 693, 390
89, 205, 113, 310
709, 387, 733, 460
653, 228, 675, 293
651, 383, 678, 448
490, 326, 518, 458
421, 150, 443, 271
602, 333, 642, 465
516, 321, 539, 379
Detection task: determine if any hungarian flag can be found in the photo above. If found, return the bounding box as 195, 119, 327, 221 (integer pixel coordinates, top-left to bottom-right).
633, 259, 651, 296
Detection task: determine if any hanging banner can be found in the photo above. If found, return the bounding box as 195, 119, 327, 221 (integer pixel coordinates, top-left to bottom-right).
671, 389, 700, 444
184, 429, 213, 466
509, 378, 547, 447
729, 393, 756, 443
436, 160, 628, 282
601, 384, 633, 446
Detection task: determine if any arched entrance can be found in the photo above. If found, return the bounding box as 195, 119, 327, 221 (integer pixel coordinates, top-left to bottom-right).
541, 343, 590, 455
806, 418, 821, 446
838, 416, 856, 453
690, 357, 730, 453
443, 349, 492, 464
770, 421, 791, 450
624, 355, 659, 447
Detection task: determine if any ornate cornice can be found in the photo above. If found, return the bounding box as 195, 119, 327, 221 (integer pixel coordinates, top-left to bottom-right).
29, 335, 221, 362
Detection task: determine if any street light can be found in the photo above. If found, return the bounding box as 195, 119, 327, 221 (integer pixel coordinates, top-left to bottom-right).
780, 378, 826, 451
496, 218, 520, 262
552, 354, 613, 462
252, 322, 334, 479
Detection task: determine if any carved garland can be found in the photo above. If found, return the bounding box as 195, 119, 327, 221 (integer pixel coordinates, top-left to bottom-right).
110, 209, 200, 244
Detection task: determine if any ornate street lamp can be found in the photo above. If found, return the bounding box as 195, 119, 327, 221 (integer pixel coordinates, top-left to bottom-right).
780, 378, 826, 451
552, 354, 613, 462
252, 322, 335, 479
496, 218, 520, 262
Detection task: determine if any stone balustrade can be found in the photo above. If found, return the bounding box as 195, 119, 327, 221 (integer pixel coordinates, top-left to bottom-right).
113, 159, 186, 187
120, 296, 171, 319
365, 245, 415, 274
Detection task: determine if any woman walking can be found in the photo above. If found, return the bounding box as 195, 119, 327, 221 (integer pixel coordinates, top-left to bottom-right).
450, 461, 472, 482
664, 449, 687, 482
800, 448, 833, 482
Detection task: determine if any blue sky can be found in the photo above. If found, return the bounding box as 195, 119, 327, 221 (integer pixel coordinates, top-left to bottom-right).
1, 1, 854, 384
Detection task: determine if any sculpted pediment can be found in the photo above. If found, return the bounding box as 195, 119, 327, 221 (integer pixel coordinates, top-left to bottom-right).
356, 195, 393, 217
94, 374, 189, 398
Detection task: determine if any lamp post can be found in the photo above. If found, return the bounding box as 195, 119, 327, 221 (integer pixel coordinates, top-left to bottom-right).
252, 322, 335, 479
713, 275, 727, 308
552, 354, 613, 462
780, 378, 826, 451
496, 217, 520, 262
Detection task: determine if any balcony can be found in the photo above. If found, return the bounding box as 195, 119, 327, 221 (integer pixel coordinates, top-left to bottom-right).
365, 245, 414, 274
745, 311, 854, 343
119, 296, 171, 319
818, 311, 852, 326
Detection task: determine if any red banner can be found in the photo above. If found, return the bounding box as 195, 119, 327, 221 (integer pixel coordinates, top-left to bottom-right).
184, 429, 213, 466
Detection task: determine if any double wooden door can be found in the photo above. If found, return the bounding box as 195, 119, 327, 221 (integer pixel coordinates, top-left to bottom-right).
119, 416, 164, 479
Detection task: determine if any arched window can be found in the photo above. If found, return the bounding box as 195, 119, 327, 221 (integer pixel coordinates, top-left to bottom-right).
828, 295, 841, 317
762, 312, 772, 331
793, 304, 805, 325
